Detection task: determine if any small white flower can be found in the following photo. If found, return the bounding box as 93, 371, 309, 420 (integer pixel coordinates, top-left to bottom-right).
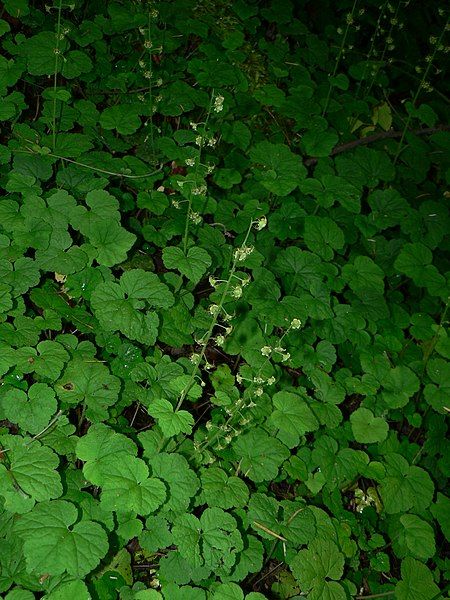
209, 304, 220, 316
207, 137, 217, 147
234, 245, 254, 262
190, 353, 201, 365
190, 121, 198, 131
189, 211, 202, 224
192, 184, 207, 196
261, 346, 272, 357
144, 40, 152, 49
216, 335, 225, 346
185, 158, 196, 167
290, 318, 302, 329
254, 387, 263, 397
267, 376, 276, 385
143, 70, 152, 79
231, 286, 242, 299
209, 276, 217, 287
253, 377, 264, 384
281, 352, 290, 362
195, 135, 203, 146
254, 216, 267, 230
213, 95, 224, 112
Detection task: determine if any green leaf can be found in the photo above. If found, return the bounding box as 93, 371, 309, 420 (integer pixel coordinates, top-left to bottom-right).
0, 258, 40, 296
0, 436, 62, 508
1, 383, 57, 435
90, 276, 160, 345
335, 147, 395, 188
290, 539, 346, 600
151, 452, 199, 516
382, 366, 420, 408
76, 423, 137, 485
61, 50, 93, 79
232, 429, 290, 483
303, 216, 345, 260
120, 269, 174, 309
424, 358, 450, 414
394, 242, 446, 297
350, 408, 388, 444
395, 558, 440, 600
302, 129, 338, 158
162, 246, 211, 284
341, 256, 385, 297
270, 391, 319, 441
430, 493, 450, 541
88, 221, 136, 267
250, 141, 306, 196
44, 580, 91, 600
379, 454, 434, 514
199, 467, 249, 509
57, 359, 121, 421
147, 398, 194, 437
248, 493, 282, 541
16, 340, 69, 380
172, 508, 243, 572
100, 105, 141, 135
100, 455, 166, 515
15, 500, 108, 577
18, 32, 68, 76
399, 514, 436, 560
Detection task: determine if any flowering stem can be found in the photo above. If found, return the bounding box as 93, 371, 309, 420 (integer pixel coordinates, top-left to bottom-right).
182, 90, 215, 255
322, 0, 358, 117
52, 0, 63, 151
175, 220, 255, 412
393, 18, 448, 164
200, 321, 297, 452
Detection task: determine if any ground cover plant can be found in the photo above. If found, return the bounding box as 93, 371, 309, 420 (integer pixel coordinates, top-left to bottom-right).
0, 0, 449, 598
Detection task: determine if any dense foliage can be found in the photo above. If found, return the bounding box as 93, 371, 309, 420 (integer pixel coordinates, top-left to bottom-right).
0, 0, 449, 598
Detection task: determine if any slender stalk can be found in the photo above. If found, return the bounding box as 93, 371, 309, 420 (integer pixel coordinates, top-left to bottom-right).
393, 18, 448, 164
14, 149, 163, 179
182, 91, 215, 255
52, 0, 63, 151
363, 0, 402, 100
322, 0, 358, 117
356, 592, 395, 600
145, 9, 155, 157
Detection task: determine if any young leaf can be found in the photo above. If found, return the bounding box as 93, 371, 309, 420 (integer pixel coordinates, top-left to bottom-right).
147, 398, 194, 437
162, 246, 211, 284
350, 408, 388, 444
